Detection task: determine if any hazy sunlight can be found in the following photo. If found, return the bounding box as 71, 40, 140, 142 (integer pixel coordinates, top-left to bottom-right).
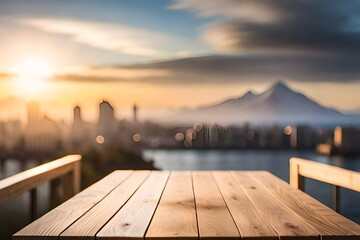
10, 57, 55, 97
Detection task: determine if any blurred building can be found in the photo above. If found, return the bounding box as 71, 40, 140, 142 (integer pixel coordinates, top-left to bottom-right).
98, 100, 117, 143
27, 101, 40, 124
133, 104, 138, 122
334, 126, 360, 154
23, 102, 62, 152
289, 125, 314, 149
0, 120, 22, 150
71, 106, 94, 149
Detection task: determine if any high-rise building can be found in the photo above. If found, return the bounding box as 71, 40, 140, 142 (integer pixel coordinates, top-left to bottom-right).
71, 105, 96, 149
334, 127, 360, 154
73, 106, 82, 124
133, 104, 137, 122
98, 100, 117, 142
27, 101, 40, 125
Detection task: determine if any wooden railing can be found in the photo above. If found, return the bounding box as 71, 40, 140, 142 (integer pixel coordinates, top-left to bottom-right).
0, 155, 81, 220
290, 157, 360, 212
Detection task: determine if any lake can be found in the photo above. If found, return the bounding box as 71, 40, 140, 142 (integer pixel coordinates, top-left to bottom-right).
143, 149, 360, 224
0, 159, 52, 240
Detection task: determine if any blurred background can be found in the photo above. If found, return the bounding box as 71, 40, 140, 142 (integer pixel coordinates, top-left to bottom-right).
1, 0, 360, 239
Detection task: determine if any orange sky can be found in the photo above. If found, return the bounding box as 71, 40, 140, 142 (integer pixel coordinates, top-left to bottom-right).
1, 0, 360, 122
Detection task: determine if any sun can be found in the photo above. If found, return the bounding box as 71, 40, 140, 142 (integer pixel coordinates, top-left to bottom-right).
10, 57, 56, 97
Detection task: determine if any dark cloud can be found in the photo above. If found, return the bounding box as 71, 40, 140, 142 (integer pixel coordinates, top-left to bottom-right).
53, 74, 129, 83
55, 54, 360, 85
174, 0, 360, 57
128, 55, 360, 83
52, 1, 360, 85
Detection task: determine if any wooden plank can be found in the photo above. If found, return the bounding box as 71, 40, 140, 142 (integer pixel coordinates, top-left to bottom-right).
146, 171, 198, 240
0, 155, 81, 203
212, 171, 279, 240
192, 171, 240, 239
13, 170, 134, 240
60, 171, 150, 240
290, 158, 360, 192
232, 171, 319, 240
97, 171, 169, 240
252, 171, 360, 239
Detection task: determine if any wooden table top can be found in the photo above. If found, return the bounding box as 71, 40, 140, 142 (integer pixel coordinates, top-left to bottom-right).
14, 171, 360, 239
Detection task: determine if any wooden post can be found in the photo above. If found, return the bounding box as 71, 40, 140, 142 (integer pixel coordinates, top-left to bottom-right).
73, 160, 81, 194
60, 161, 81, 201
289, 158, 305, 191
332, 185, 340, 213
50, 178, 61, 208
0, 159, 4, 175
30, 188, 37, 221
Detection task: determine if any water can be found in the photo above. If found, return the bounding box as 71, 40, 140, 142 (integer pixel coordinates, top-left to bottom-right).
0, 159, 52, 240
143, 149, 360, 223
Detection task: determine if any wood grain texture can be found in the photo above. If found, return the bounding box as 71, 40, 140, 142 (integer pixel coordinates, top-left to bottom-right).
60, 171, 150, 240
212, 171, 279, 240
13, 170, 133, 240
192, 171, 240, 239
232, 171, 319, 240
146, 171, 198, 240
0, 155, 81, 203
290, 158, 360, 192
97, 171, 169, 240
14, 170, 360, 240
252, 171, 360, 239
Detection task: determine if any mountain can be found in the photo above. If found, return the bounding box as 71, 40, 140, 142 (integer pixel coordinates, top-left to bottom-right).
174, 81, 346, 125
341, 107, 360, 115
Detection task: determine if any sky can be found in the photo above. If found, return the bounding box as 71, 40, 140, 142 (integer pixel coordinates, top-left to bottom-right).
0, 0, 360, 121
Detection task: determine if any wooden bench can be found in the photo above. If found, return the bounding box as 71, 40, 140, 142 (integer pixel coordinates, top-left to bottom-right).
290, 157, 360, 212
13, 170, 360, 239
0, 154, 81, 220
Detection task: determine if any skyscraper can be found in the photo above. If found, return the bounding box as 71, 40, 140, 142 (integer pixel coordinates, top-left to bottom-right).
98, 100, 117, 141
73, 106, 82, 124
27, 101, 40, 125
133, 104, 137, 122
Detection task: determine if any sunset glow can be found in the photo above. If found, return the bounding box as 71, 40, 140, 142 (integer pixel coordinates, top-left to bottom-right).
10, 57, 55, 97
0, 0, 359, 121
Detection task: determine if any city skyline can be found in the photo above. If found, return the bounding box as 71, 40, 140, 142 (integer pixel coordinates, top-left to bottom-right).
0, 0, 360, 118
1, 81, 359, 125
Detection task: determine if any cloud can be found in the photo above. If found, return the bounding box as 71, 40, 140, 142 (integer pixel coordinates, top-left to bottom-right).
52, 54, 360, 85
21, 18, 194, 57
53, 66, 171, 83
0, 72, 12, 80
169, 0, 282, 23
134, 55, 360, 83
171, 0, 360, 57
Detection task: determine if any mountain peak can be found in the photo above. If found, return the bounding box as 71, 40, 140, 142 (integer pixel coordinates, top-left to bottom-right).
265, 81, 294, 97
177, 79, 343, 124
271, 80, 290, 91
242, 90, 255, 98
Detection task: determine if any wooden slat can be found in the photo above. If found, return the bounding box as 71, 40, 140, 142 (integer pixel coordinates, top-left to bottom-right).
146, 171, 198, 240
60, 171, 150, 239
13, 171, 134, 240
192, 171, 240, 239
97, 171, 169, 240
231, 171, 319, 240
252, 171, 360, 239
212, 171, 279, 240
290, 158, 360, 192
0, 155, 81, 203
